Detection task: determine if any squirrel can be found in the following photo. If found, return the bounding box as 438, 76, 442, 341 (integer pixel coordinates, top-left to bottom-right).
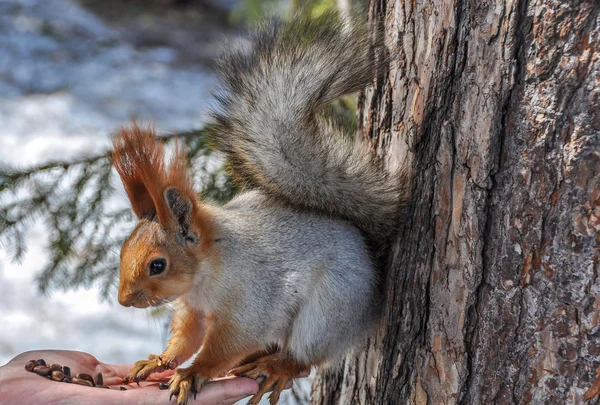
112, 12, 409, 405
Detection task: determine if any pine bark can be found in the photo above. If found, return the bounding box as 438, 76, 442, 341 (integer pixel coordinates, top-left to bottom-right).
312, 0, 600, 404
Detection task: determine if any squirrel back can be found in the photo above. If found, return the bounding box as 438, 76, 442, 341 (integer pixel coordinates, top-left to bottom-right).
210, 13, 410, 251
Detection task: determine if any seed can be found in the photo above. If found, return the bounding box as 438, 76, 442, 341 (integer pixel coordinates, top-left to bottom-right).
76, 373, 94, 384
120, 386, 127, 391
96, 385, 110, 389
33, 365, 52, 377
63, 366, 71, 376
36, 359, 46, 366
25, 360, 37, 372
94, 372, 103, 386
72, 377, 94, 387
51, 370, 65, 381
49, 364, 62, 372
158, 382, 169, 390
62, 376, 72, 383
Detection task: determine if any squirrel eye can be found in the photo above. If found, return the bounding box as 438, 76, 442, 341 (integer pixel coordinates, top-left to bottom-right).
149, 258, 167, 276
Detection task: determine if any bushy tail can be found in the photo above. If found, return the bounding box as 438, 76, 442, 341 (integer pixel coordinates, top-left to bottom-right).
210, 13, 410, 246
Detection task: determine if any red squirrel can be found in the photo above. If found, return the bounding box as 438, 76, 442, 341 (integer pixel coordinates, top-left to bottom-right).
112, 13, 409, 405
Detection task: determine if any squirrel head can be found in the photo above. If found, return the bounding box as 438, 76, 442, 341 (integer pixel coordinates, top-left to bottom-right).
112, 124, 213, 308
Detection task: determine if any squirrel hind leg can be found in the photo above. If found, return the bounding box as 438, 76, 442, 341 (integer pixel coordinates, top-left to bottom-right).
229, 352, 309, 405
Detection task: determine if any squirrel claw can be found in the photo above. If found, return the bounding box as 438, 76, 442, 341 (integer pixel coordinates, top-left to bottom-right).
168, 368, 208, 405
231, 353, 307, 405
124, 355, 166, 386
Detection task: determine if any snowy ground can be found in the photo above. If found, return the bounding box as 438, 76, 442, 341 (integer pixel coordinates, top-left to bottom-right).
0, 0, 218, 366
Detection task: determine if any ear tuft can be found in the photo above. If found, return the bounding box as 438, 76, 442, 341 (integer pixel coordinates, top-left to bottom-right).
112, 123, 170, 222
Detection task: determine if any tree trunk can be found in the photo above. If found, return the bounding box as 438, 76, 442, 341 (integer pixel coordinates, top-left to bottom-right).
312, 0, 599, 404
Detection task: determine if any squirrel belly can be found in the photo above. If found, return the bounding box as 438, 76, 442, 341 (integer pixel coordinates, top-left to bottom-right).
183, 190, 379, 366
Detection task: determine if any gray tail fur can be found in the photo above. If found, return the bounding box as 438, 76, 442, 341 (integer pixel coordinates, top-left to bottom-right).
210, 13, 410, 247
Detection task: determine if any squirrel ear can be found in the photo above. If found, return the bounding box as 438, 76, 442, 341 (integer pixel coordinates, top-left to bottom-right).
164, 187, 199, 245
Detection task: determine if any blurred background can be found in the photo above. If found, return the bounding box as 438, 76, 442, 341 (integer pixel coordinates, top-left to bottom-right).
0, 0, 359, 403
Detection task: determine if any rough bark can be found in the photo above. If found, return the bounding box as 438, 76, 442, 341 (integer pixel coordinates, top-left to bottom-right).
312, 0, 599, 404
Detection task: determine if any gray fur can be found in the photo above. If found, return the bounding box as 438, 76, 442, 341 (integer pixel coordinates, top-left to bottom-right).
211, 13, 411, 248
184, 191, 378, 365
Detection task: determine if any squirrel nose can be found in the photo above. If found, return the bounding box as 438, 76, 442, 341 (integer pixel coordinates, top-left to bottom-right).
118, 290, 134, 307
118, 295, 132, 307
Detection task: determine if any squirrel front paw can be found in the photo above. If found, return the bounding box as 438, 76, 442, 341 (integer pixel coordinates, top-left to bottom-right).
168, 368, 209, 405
123, 354, 175, 385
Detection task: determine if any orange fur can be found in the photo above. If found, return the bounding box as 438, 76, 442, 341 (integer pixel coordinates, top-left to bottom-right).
123, 302, 205, 384
113, 123, 216, 309
162, 303, 205, 367
185, 316, 260, 379
112, 123, 170, 224
117, 219, 203, 307
112, 123, 213, 245
167, 317, 261, 405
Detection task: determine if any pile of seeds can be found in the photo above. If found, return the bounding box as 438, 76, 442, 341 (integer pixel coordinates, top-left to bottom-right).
24, 358, 120, 390
24, 358, 171, 391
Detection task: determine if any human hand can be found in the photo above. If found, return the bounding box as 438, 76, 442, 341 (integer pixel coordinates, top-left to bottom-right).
0, 350, 260, 405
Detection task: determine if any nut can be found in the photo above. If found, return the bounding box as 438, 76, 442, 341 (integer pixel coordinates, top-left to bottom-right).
62, 376, 72, 383
76, 373, 94, 385
158, 382, 169, 390
120, 386, 127, 391
35, 359, 46, 366
72, 377, 94, 387
62, 366, 71, 376
25, 360, 37, 372
96, 385, 110, 389
33, 365, 52, 377
94, 372, 103, 386
51, 370, 65, 381
49, 364, 62, 372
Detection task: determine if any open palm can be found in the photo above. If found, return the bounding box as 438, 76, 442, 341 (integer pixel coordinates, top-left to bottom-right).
0, 350, 259, 405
